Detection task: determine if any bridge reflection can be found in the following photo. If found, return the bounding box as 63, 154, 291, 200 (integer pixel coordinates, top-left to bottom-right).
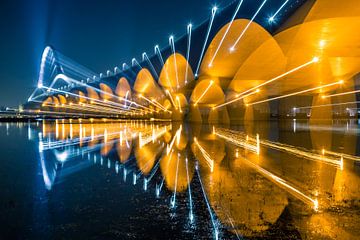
33, 119, 360, 239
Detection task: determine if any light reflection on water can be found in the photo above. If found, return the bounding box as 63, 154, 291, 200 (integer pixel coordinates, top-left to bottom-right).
1, 119, 360, 239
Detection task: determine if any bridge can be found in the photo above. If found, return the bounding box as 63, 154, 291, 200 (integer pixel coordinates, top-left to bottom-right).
26, 0, 360, 123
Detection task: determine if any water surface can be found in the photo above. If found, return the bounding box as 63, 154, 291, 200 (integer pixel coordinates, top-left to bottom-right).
0, 119, 359, 239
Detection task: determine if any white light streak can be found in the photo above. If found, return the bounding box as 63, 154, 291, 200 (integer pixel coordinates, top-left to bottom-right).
185, 24, 192, 85
269, 0, 289, 23
193, 137, 214, 172
247, 80, 343, 106
196, 163, 219, 239
214, 89, 259, 109
195, 6, 218, 78
142, 52, 159, 79
228, 58, 318, 100
230, 0, 268, 51
194, 80, 214, 106
154, 45, 165, 66
322, 88, 360, 99
296, 101, 360, 110
169, 35, 180, 88
208, 0, 244, 67
185, 158, 194, 223
241, 157, 319, 211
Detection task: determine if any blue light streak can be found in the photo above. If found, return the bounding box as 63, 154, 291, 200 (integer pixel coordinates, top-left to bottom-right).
185, 157, 194, 223
169, 35, 180, 89
154, 45, 165, 66
170, 153, 180, 208
269, 0, 290, 23
194, 6, 218, 78
142, 52, 159, 79
208, 0, 244, 67
185, 24, 192, 85
196, 163, 219, 240
132, 58, 142, 69
230, 0, 268, 51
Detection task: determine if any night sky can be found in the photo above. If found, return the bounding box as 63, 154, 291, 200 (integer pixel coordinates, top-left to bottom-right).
0, 0, 234, 107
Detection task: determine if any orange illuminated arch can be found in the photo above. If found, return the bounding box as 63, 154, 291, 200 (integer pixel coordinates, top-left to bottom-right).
57, 95, 67, 105
99, 83, 114, 102
134, 68, 165, 99
86, 87, 100, 102
159, 150, 194, 192
199, 19, 273, 88
159, 53, 194, 90
189, 79, 229, 123
115, 77, 132, 100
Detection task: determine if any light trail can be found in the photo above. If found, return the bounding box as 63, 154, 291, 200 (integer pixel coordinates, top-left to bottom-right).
170, 153, 180, 208
322, 89, 360, 99
156, 150, 175, 197
38, 46, 53, 88
43, 101, 129, 116
185, 24, 192, 85
240, 157, 319, 211
196, 163, 219, 239
123, 167, 128, 182
122, 63, 129, 71
23, 109, 89, 118
247, 80, 343, 106
208, 0, 244, 67
193, 137, 214, 172
143, 176, 148, 191
166, 125, 182, 155
169, 35, 180, 89
52, 137, 123, 161
146, 159, 161, 182
43, 136, 119, 161
142, 52, 159, 79
154, 45, 165, 66
29, 46, 96, 102
165, 90, 178, 110
48, 99, 138, 115
216, 127, 342, 168
194, 80, 214, 106
269, 0, 290, 22
213, 127, 259, 154
230, 0, 268, 52
322, 149, 360, 163
135, 151, 163, 190
195, 6, 218, 78
133, 172, 138, 185
139, 125, 169, 147
262, 137, 342, 168
124, 90, 130, 109
213, 89, 259, 109
39, 86, 151, 114
296, 101, 360, 110
46, 74, 141, 109
132, 58, 142, 69
185, 157, 194, 223
226, 58, 319, 101
41, 127, 129, 150
138, 94, 169, 113
176, 96, 182, 113
114, 66, 120, 74
54, 51, 97, 79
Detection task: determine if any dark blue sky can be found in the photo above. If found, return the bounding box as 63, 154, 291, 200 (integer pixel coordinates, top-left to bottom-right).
0, 0, 233, 106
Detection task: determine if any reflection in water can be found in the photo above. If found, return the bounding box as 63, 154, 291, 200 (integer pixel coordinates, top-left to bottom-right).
27, 119, 360, 238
